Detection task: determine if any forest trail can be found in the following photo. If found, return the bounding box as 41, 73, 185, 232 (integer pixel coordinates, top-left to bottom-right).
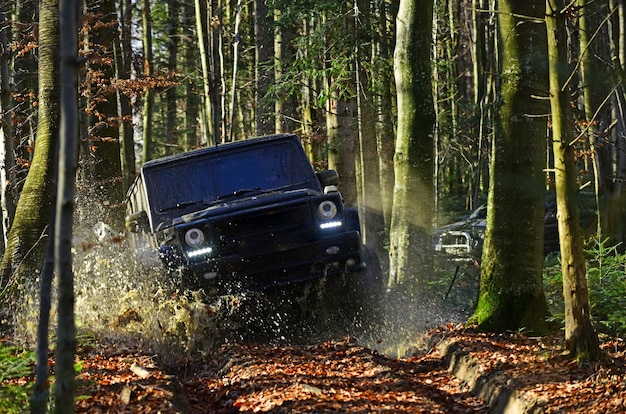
65, 326, 626, 413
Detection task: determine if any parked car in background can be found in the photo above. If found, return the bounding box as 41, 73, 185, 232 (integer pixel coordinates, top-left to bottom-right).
433, 194, 595, 260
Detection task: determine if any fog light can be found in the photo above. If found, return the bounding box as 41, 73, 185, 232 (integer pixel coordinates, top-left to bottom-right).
188, 246, 213, 258
346, 258, 356, 268
320, 221, 342, 229
331, 261, 341, 268
326, 246, 340, 255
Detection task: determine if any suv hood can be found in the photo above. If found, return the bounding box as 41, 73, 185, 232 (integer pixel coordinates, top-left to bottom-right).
173, 188, 322, 225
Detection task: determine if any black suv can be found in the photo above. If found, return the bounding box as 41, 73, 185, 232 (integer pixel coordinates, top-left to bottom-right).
125, 134, 375, 292
433, 194, 596, 259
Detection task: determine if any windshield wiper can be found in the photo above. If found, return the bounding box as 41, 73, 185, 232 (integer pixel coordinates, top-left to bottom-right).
217, 187, 263, 200
158, 199, 209, 213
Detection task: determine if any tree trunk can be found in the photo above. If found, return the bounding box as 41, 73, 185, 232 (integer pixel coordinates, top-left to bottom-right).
274, 8, 297, 134
194, 0, 214, 145
299, 16, 319, 160
30, 219, 54, 414
208, 0, 223, 143
80, 0, 124, 228
375, 0, 396, 231
165, 0, 179, 155
10, 0, 38, 195
183, 0, 200, 150
322, 7, 358, 207
141, 0, 155, 161
0, 2, 16, 249
577, 0, 607, 241
546, 0, 600, 360
388, 0, 435, 288
326, 87, 358, 207
114, 0, 136, 188
54, 0, 79, 409
355, 0, 386, 268
469, 0, 550, 334
228, 0, 243, 141
255, 0, 273, 135
0, 0, 59, 297
606, 0, 626, 245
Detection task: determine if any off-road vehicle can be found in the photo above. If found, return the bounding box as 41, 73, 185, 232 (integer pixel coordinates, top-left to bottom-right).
125, 134, 380, 294
433, 194, 597, 260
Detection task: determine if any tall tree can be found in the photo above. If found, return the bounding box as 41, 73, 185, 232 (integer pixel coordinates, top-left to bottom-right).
469, 0, 551, 333
0, 1, 16, 248
54, 0, 79, 408
324, 7, 358, 207
0, 0, 60, 297
113, 0, 136, 188
194, 0, 215, 144
165, 0, 179, 155
374, 0, 396, 230
10, 0, 39, 199
577, 0, 604, 239
228, 0, 243, 141
546, 0, 600, 360
80, 0, 124, 227
273, 6, 297, 134
182, 0, 200, 149
355, 0, 386, 265
141, 0, 155, 161
605, 0, 626, 245
388, 0, 435, 288
326, 90, 357, 206
254, 0, 273, 135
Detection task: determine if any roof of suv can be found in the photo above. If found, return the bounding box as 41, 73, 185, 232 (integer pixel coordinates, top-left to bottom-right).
141, 134, 300, 170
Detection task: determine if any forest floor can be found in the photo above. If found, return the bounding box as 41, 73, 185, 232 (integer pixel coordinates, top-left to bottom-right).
11, 325, 621, 413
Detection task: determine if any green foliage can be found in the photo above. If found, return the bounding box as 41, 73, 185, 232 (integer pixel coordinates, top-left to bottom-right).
0, 343, 35, 414
543, 239, 626, 336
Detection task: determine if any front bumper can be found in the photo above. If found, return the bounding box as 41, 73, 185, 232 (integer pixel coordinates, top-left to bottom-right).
162, 230, 364, 291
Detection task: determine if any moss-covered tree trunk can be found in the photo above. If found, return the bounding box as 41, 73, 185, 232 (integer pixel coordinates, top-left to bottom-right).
388, 0, 435, 288
546, 0, 600, 360
0, 0, 59, 299
469, 0, 551, 334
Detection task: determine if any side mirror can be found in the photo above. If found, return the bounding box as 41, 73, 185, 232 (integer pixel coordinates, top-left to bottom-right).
125, 211, 149, 233
316, 169, 339, 187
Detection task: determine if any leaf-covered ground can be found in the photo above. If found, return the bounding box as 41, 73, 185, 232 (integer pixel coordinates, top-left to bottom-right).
13, 326, 617, 413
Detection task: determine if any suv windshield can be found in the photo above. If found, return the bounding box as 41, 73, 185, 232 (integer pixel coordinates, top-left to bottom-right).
144, 140, 318, 217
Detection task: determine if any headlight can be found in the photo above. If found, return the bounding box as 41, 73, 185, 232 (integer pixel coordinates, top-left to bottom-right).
185, 228, 205, 247
317, 200, 337, 219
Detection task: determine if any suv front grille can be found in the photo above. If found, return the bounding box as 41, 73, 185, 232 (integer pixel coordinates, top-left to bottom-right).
212, 203, 313, 254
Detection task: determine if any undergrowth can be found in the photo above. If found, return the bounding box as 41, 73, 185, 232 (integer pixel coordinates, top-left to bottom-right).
0, 341, 35, 414
543, 238, 626, 337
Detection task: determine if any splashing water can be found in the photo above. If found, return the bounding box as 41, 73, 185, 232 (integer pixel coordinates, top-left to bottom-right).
12, 217, 477, 363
